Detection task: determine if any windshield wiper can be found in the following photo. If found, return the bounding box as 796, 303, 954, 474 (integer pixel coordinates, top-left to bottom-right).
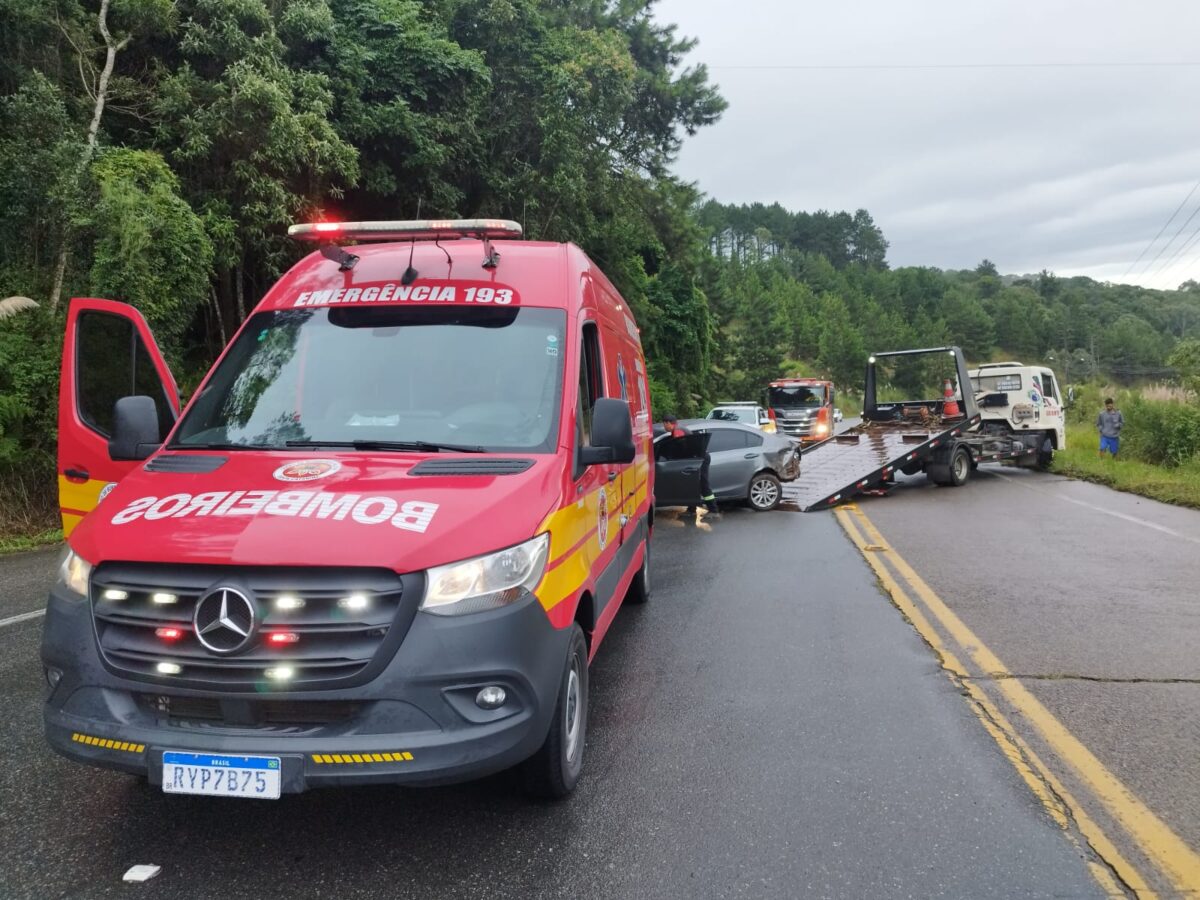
169, 441, 277, 451
285, 439, 487, 454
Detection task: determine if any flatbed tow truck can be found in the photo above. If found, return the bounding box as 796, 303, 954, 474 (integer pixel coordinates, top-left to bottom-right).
790, 347, 1066, 512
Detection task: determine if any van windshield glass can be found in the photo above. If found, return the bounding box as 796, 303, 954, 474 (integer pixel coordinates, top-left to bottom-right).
171, 306, 567, 453
769, 386, 825, 409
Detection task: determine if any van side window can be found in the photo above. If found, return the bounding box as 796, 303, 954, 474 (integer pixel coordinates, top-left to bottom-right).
76, 311, 174, 438
577, 323, 604, 446
1041, 372, 1057, 401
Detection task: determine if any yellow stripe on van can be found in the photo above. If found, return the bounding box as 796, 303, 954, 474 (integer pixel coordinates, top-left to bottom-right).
535, 470, 650, 614
58, 474, 111, 537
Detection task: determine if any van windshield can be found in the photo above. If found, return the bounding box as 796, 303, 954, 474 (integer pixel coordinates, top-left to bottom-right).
769, 385, 825, 409
171, 306, 567, 453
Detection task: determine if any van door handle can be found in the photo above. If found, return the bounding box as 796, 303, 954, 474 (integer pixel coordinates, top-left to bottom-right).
681, 467, 698, 475
64, 467, 89, 481
743, 452, 757, 459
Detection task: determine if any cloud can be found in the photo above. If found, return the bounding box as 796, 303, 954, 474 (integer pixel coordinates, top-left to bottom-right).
655, 0, 1200, 289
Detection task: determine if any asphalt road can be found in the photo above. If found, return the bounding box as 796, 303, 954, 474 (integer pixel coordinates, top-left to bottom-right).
0, 507, 1103, 899
861, 464, 1200, 892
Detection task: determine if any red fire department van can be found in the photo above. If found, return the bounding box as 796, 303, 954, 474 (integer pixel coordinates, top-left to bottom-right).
44, 219, 654, 799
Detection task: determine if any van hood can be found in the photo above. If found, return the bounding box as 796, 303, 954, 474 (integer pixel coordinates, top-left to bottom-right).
68, 452, 562, 572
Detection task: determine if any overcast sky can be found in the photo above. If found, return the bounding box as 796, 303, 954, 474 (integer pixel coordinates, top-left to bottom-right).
654, 0, 1200, 288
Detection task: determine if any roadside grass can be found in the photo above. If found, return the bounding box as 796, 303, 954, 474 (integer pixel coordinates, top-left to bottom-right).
0, 527, 63, 555
1052, 425, 1200, 510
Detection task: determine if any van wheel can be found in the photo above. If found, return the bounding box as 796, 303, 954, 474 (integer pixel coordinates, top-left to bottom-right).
520, 624, 588, 800
748, 472, 782, 510
625, 541, 651, 605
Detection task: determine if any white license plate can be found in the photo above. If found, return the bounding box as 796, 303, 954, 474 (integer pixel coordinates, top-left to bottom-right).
162, 752, 281, 799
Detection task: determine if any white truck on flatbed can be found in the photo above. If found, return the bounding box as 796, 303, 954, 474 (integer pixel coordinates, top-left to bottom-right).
969, 361, 1066, 469
789, 347, 1067, 511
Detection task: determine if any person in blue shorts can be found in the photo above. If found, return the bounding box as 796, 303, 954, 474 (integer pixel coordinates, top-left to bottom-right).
1096, 397, 1124, 459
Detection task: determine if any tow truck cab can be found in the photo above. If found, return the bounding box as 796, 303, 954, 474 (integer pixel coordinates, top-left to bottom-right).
768, 378, 835, 442
44, 219, 654, 800
968, 362, 1067, 463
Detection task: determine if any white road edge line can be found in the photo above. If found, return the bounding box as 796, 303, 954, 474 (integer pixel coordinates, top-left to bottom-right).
0, 608, 46, 629
989, 469, 1200, 547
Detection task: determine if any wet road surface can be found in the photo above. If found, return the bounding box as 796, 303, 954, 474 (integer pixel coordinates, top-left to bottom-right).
0, 508, 1102, 898
859, 464, 1200, 895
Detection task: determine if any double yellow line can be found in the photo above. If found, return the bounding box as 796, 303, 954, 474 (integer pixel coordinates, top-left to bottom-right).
835, 503, 1200, 899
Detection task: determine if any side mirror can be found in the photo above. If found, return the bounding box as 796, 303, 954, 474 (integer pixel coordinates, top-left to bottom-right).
108, 396, 162, 461
580, 397, 636, 466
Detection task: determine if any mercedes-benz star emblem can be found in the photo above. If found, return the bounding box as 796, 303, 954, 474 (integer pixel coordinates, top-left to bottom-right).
193, 587, 256, 654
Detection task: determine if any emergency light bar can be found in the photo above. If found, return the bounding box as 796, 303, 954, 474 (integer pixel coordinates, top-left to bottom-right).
288, 219, 523, 243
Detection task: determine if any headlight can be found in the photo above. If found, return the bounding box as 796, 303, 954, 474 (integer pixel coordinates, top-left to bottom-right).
57, 548, 92, 599
421, 534, 550, 617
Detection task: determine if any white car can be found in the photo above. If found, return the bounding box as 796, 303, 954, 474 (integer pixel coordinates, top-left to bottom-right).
834, 408, 843, 423
705, 403, 776, 433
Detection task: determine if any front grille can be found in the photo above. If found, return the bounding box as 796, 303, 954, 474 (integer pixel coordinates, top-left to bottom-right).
91, 564, 419, 692
138, 694, 363, 729
779, 418, 813, 437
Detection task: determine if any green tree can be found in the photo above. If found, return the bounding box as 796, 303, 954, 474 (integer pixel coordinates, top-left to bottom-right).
817, 295, 865, 389
86, 149, 214, 360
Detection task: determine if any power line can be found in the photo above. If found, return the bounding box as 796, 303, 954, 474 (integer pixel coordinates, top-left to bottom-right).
708, 62, 1200, 70
1151, 218, 1200, 285
1122, 178, 1200, 280
1136, 198, 1200, 280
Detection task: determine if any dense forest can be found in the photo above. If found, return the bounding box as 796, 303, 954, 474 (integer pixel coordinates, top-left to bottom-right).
2, 0, 1199, 532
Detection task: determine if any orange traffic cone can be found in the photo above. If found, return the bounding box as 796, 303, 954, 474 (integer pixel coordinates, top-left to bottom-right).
942, 379, 961, 417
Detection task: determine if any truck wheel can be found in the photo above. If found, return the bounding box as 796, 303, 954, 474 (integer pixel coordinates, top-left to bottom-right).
1036, 437, 1054, 470
947, 446, 972, 486
521, 624, 588, 800
624, 540, 651, 605
929, 446, 971, 487
748, 472, 782, 510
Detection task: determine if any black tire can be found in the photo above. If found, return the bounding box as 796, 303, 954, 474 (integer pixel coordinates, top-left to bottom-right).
747, 472, 782, 511
929, 446, 971, 487
624, 539, 651, 605
520, 624, 588, 800
1036, 436, 1054, 470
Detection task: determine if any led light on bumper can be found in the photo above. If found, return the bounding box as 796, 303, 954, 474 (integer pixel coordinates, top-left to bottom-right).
421, 534, 550, 616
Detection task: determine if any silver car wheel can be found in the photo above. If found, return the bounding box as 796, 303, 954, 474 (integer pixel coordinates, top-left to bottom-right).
749, 476, 780, 510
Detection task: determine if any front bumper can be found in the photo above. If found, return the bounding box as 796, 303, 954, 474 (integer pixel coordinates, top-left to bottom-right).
41, 584, 570, 791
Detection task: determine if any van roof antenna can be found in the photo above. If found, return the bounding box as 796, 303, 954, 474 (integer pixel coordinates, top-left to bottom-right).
481, 234, 500, 269
434, 236, 453, 275
401, 239, 418, 285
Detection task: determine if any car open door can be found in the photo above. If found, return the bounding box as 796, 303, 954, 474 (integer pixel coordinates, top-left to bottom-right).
652, 431, 710, 507
58, 298, 179, 536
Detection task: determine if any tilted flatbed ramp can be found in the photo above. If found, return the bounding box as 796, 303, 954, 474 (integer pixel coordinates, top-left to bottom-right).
788, 417, 979, 511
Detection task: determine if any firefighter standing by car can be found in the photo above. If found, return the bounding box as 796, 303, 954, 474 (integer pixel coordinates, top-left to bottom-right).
662, 414, 719, 514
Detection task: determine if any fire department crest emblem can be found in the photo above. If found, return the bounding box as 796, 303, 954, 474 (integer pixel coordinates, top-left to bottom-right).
273, 459, 341, 483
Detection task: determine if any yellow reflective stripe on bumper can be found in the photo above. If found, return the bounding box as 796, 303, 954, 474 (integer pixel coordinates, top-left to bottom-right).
71, 732, 144, 754
310, 752, 414, 764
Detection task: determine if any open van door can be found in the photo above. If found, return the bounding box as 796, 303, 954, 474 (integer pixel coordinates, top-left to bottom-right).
58, 298, 179, 536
